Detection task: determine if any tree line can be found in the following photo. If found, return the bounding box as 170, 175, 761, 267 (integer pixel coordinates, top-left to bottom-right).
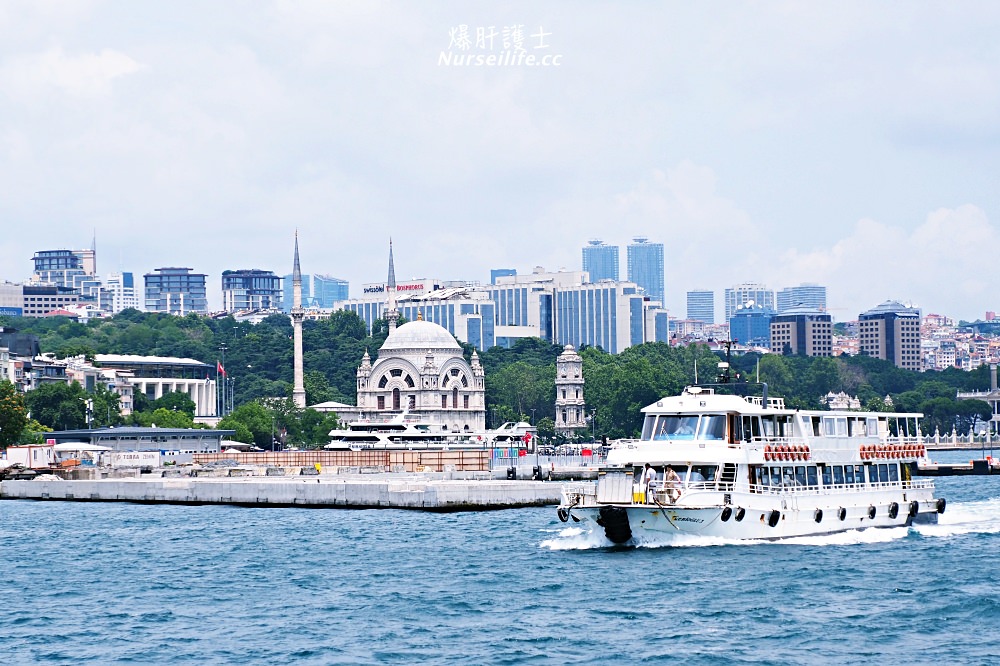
0, 310, 994, 445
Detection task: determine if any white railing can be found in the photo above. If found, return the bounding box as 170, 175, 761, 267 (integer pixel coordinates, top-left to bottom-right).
491, 454, 606, 469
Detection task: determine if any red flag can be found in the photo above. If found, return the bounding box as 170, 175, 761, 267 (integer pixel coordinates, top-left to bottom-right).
217, 361, 227, 377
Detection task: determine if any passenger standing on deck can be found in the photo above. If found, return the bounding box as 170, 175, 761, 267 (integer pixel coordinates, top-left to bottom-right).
665, 465, 681, 503
641, 463, 656, 503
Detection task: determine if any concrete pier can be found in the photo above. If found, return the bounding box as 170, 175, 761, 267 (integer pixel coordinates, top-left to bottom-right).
0, 475, 563, 511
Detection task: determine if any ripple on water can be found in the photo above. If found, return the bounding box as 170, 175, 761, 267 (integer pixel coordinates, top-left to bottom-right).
1, 489, 999, 664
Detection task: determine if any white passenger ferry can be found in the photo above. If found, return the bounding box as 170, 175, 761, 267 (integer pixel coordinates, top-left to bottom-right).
557, 386, 945, 543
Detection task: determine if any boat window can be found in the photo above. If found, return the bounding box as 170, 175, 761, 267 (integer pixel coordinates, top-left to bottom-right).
866, 418, 879, 437
651, 416, 699, 440
821, 465, 832, 486
762, 418, 775, 438
731, 415, 743, 442
806, 466, 818, 487
698, 416, 726, 441
743, 416, 762, 441
641, 416, 655, 440
794, 466, 807, 487
689, 465, 718, 485
888, 463, 899, 482
868, 465, 879, 484
832, 466, 845, 485
878, 464, 889, 483
770, 466, 783, 487
844, 465, 855, 485
782, 466, 795, 486
812, 417, 822, 437
758, 466, 770, 486
854, 465, 865, 485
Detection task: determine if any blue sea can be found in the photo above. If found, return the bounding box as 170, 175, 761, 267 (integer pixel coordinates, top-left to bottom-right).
2, 449, 999, 665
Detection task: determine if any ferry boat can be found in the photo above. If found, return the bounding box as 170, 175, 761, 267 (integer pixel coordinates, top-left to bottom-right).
557, 386, 945, 543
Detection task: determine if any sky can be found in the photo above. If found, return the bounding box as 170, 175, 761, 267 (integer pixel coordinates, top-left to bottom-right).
1, 1, 998, 322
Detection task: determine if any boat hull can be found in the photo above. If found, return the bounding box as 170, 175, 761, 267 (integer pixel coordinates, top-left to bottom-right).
566, 494, 940, 542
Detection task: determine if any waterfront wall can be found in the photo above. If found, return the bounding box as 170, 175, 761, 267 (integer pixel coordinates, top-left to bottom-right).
194, 449, 489, 472
0, 476, 562, 511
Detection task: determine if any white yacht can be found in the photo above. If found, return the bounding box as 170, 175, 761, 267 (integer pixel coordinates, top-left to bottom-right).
324, 413, 536, 451
557, 386, 945, 543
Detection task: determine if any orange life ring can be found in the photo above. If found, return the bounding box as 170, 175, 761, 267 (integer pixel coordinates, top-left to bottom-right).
803, 446, 810, 461
764, 445, 772, 461
861, 446, 869, 460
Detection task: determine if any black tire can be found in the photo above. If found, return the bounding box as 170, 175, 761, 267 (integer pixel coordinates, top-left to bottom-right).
735, 507, 746, 522
599, 506, 632, 544
768, 510, 781, 528
720, 507, 733, 522
838, 507, 847, 521
814, 508, 823, 523
557, 508, 569, 523
867, 505, 876, 520
888, 502, 899, 519
936, 497, 947, 514
908, 500, 919, 518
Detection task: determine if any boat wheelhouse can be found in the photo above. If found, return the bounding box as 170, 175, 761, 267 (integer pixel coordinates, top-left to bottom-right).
558, 386, 944, 543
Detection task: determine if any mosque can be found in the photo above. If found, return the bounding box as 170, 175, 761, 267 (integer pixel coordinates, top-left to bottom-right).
303, 240, 486, 432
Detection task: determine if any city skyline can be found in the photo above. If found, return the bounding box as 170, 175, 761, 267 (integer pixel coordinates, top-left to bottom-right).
1, 4, 998, 320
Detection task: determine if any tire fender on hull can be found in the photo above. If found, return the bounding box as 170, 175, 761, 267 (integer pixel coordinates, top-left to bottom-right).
597, 506, 632, 544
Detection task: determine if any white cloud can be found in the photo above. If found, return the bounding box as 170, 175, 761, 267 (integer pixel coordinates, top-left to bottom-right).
773, 205, 997, 319
0, 47, 142, 98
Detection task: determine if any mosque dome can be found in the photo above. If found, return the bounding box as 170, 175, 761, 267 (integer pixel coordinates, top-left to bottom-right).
380, 319, 461, 352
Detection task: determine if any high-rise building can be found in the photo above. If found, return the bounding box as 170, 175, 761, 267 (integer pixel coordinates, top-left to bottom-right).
581, 240, 619, 282
312, 275, 349, 307
143, 267, 208, 315
282, 273, 349, 309
553, 280, 657, 354
770, 307, 833, 356
102, 272, 139, 314
859, 300, 922, 371
490, 268, 517, 284
222, 269, 282, 312
777, 284, 827, 313
30, 248, 101, 303
729, 303, 775, 348
686, 289, 715, 324
724, 282, 774, 323
627, 237, 665, 303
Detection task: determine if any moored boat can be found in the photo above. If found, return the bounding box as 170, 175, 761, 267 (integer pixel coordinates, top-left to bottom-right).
557, 386, 945, 543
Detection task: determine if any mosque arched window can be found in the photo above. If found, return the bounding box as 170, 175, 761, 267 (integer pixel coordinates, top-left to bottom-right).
390, 369, 403, 377
461, 375, 468, 387
393, 388, 401, 410
378, 376, 388, 389
453, 387, 459, 408
405, 374, 414, 388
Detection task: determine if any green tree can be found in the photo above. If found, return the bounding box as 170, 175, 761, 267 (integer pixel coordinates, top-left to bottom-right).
25, 381, 88, 430
218, 401, 274, 448
134, 408, 196, 429
152, 391, 196, 417
0, 380, 29, 447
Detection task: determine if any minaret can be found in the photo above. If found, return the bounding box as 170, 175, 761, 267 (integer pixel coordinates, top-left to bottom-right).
291, 232, 306, 408
385, 239, 399, 333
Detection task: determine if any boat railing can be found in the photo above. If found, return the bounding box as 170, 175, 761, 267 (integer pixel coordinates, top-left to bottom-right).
562, 482, 597, 500
749, 478, 934, 495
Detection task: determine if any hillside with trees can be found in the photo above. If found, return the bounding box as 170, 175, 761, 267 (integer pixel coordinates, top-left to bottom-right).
1, 311, 994, 443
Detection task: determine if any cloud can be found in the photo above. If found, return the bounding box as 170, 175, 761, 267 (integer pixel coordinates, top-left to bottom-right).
773, 205, 997, 319
0, 47, 142, 98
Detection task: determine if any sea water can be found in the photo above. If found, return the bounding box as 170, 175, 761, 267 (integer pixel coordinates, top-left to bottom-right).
2, 450, 999, 665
